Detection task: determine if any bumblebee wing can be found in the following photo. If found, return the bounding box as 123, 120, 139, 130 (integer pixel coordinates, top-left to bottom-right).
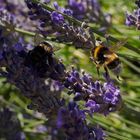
95, 40, 105, 47
53, 47, 61, 52
110, 38, 128, 52
34, 33, 45, 46
104, 54, 113, 58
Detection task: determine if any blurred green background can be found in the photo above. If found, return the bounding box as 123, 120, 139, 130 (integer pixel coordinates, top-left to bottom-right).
0, 0, 140, 140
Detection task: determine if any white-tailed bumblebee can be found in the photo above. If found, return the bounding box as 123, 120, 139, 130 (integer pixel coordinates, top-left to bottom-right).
91, 40, 127, 78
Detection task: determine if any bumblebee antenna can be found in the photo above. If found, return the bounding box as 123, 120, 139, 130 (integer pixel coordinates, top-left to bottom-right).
34, 32, 44, 46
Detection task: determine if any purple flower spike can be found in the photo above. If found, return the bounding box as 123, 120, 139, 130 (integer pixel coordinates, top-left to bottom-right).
65, 68, 122, 115
125, 12, 136, 26
85, 100, 100, 113
68, 0, 86, 20
125, 1, 140, 29
63, 8, 73, 16
53, 1, 60, 10
56, 102, 105, 140
51, 11, 64, 24
103, 82, 120, 105
25, 0, 95, 49
74, 92, 83, 101
92, 126, 106, 140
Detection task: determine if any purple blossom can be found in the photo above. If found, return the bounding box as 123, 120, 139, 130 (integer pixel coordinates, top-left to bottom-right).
25, 0, 95, 49
68, 0, 86, 20
0, 27, 64, 117
25, 0, 64, 27
63, 8, 73, 16
0, 0, 37, 31
13, 40, 24, 52
51, 11, 64, 25
53, 1, 73, 16
64, 68, 122, 115
103, 82, 120, 105
92, 126, 106, 140
125, 1, 140, 29
85, 100, 100, 113
57, 101, 105, 140
53, 1, 61, 11
67, 0, 111, 27
36, 125, 47, 133
0, 108, 25, 140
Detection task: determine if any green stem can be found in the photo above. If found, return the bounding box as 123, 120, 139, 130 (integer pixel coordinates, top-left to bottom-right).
111, 114, 140, 129
120, 57, 140, 74
93, 115, 140, 138
124, 98, 140, 107
31, 0, 140, 54
92, 121, 133, 140
106, 131, 134, 140
15, 28, 35, 36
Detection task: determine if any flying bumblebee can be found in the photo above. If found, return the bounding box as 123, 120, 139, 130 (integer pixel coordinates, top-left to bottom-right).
91, 39, 127, 78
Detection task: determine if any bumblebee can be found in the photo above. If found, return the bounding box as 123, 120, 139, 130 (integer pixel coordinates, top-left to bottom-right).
91, 40, 126, 78
25, 41, 53, 69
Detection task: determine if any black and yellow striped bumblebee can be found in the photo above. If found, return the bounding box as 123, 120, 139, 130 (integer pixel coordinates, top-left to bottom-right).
91, 39, 127, 79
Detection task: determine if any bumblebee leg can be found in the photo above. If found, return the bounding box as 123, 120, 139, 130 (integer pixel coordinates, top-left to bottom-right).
104, 65, 109, 77
90, 59, 100, 76
96, 65, 100, 77
90, 57, 100, 77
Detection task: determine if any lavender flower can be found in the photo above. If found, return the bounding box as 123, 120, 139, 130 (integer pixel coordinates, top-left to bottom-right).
0, 108, 25, 140
53, 1, 73, 16
51, 11, 65, 25
91, 126, 106, 140
25, 0, 95, 49
0, 27, 64, 117
125, 0, 140, 29
25, 0, 62, 26
64, 68, 122, 115
67, 0, 86, 20
0, 0, 38, 31
66, 0, 111, 28
36, 125, 47, 133
56, 101, 105, 140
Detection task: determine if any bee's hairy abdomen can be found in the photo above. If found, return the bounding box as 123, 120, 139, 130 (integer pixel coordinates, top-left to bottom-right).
107, 57, 121, 70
